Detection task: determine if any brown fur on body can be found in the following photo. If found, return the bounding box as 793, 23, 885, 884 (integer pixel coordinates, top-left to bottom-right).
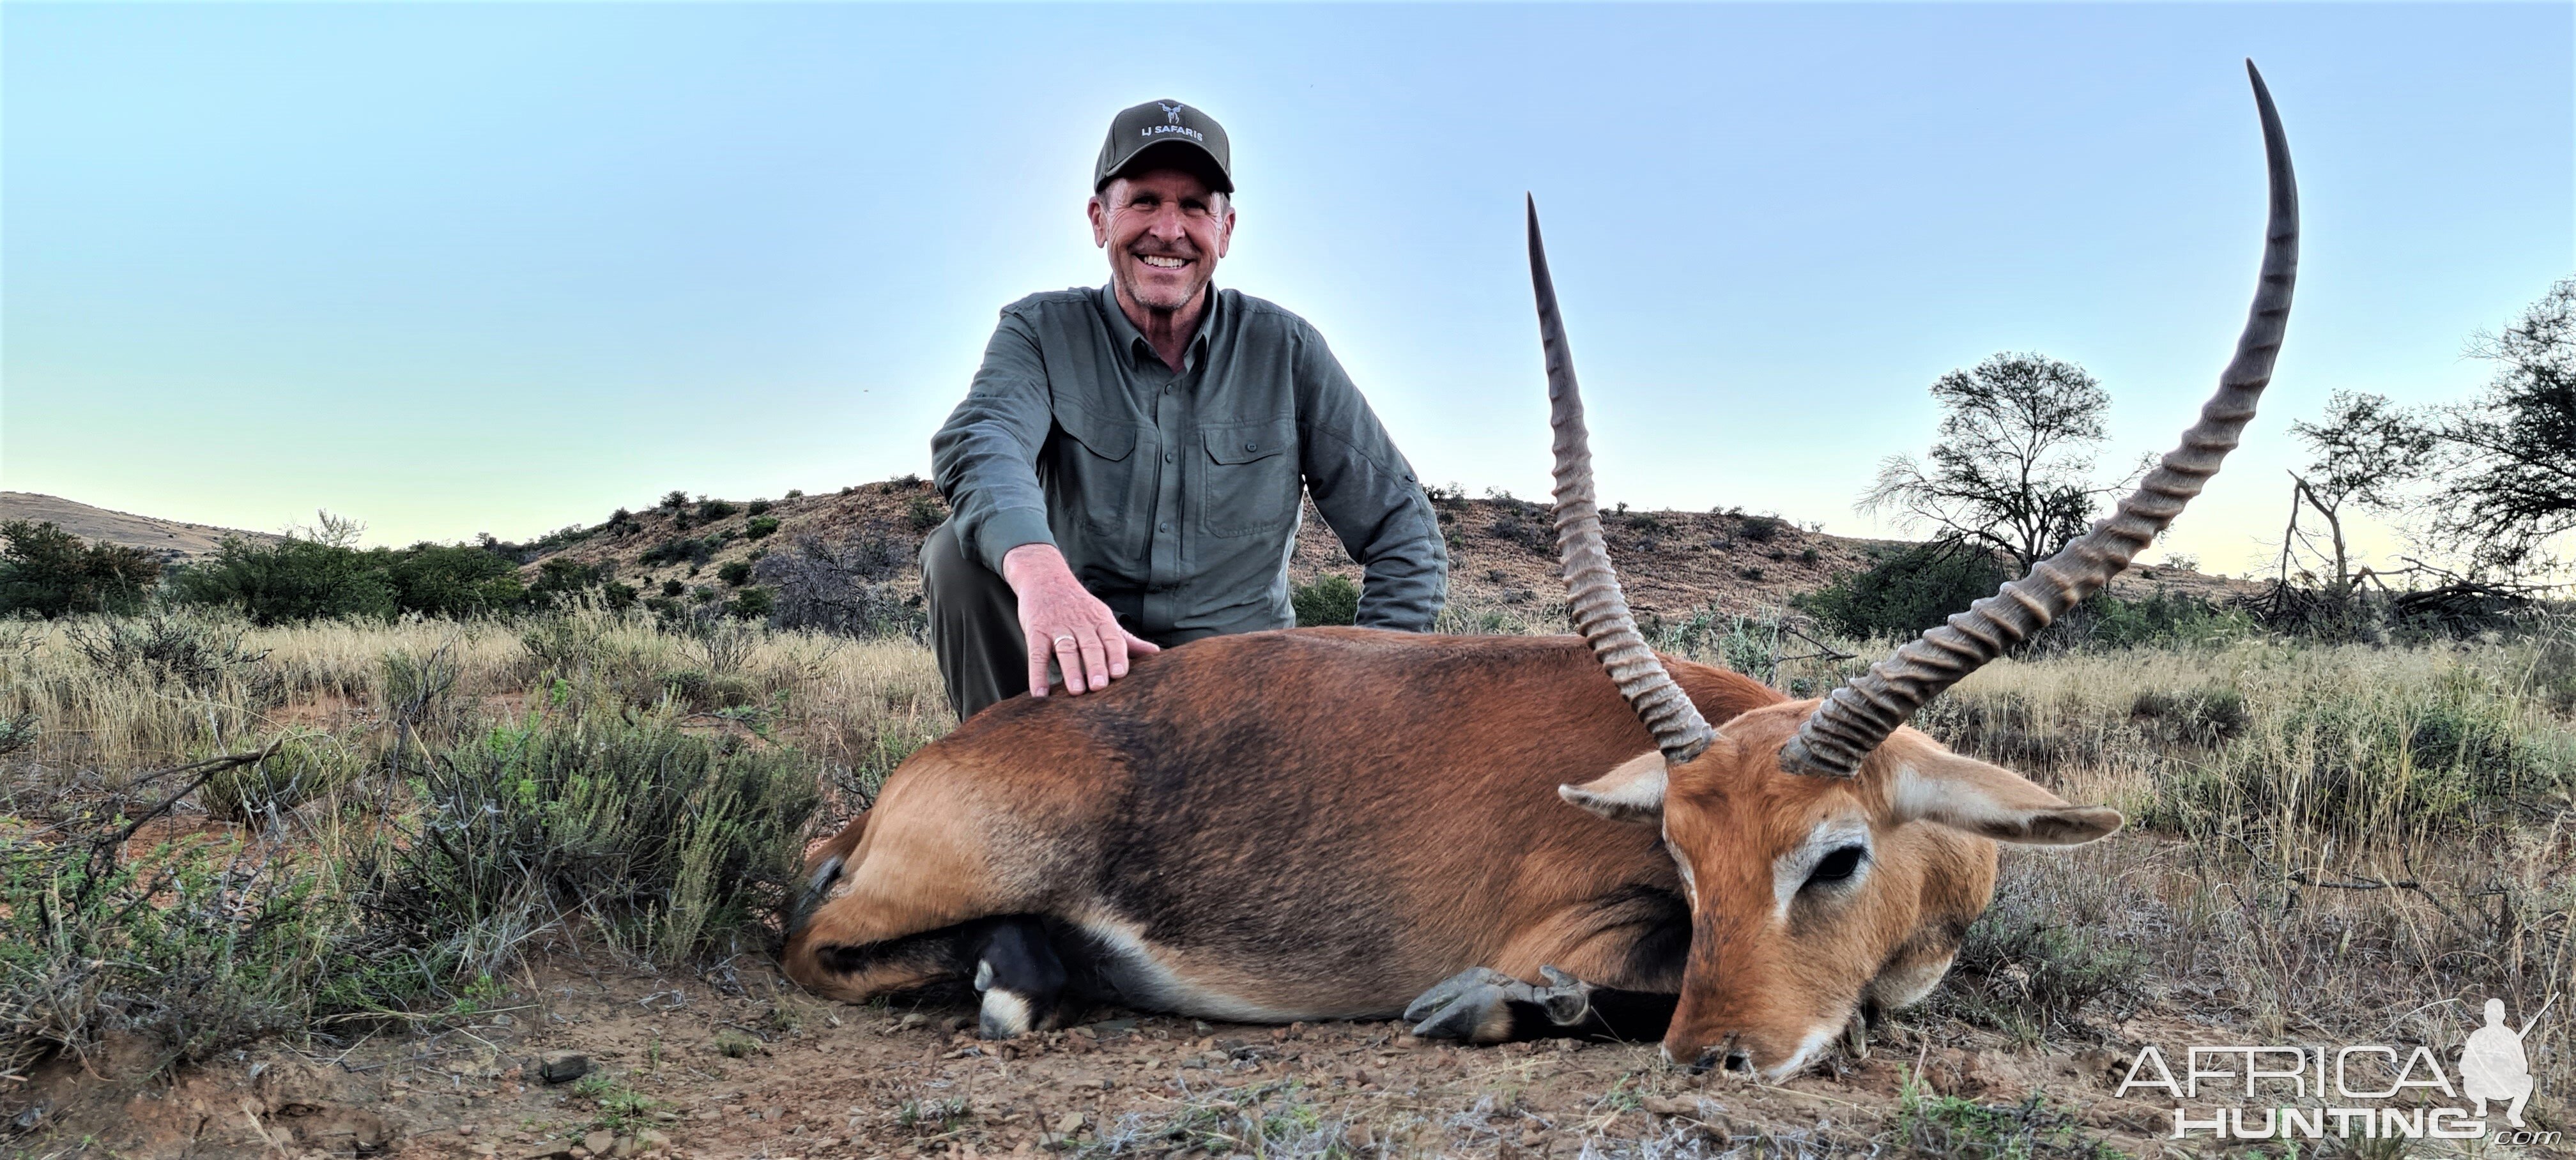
782, 627, 1992, 1030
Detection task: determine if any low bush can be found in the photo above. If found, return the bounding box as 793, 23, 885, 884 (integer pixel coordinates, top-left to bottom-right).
1795, 544, 2009, 640
1930, 899, 2145, 1042
367, 707, 823, 967
698, 498, 739, 521
746, 515, 781, 540
67, 614, 270, 694
198, 734, 360, 823
1486, 514, 1554, 556
719, 561, 753, 587
906, 496, 946, 532
728, 587, 776, 622
756, 534, 923, 639
1291, 575, 1360, 627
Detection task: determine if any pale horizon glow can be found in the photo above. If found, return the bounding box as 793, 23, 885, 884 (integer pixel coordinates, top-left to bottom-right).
5, 3, 2570, 581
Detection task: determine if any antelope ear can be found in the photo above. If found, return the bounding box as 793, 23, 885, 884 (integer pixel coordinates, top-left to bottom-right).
1559, 751, 1667, 825
1892, 749, 2123, 846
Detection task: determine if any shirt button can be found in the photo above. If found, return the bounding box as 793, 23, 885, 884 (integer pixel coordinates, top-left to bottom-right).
1165, 451, 1176, 463
1158, 522, 1170, 532
1244, 441, 1257, 452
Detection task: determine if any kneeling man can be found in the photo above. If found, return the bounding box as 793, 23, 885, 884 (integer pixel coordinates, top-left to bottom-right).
925, 99, 1446, 719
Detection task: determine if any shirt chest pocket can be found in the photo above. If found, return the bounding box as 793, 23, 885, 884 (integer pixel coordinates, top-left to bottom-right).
1199, 418, 1301, 538
1051, 405, 1150, 557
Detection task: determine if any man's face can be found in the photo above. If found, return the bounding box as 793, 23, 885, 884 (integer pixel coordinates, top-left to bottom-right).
1089, 167, 1234, 315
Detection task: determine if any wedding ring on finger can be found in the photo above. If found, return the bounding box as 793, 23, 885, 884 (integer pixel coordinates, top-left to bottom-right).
1054, 635, 1077, 648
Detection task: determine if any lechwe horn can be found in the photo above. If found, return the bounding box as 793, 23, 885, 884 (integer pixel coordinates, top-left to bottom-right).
1530, 195, 1717, 766
1782, 61, 2299, 779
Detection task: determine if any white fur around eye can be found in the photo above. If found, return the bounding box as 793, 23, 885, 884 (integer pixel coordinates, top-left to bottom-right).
1772, 820, 1871, 919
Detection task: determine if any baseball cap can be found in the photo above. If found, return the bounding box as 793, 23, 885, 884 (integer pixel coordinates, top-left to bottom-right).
1094, 100, 1234, 194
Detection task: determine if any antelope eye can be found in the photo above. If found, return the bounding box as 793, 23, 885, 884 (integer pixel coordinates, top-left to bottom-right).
1807, 845, 1867, 887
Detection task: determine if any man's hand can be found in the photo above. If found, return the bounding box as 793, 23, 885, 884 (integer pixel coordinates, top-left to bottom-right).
1000, 544, 1160, 699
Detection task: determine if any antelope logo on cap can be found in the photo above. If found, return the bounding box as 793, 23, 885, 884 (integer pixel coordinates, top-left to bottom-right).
1159, 102, 1184, 125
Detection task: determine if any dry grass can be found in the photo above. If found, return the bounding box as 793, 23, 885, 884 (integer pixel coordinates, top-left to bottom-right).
0, 609, 947, 819
4, 604, 2570, 1109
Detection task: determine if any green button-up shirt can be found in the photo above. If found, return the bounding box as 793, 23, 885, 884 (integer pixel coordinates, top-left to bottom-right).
931, 285, 1447, 642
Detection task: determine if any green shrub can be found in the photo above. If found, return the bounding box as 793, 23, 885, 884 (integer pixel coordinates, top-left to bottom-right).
1795, 544, 2009, 640
1291, 575, 1360, 627
719, 561, 752, 588
698, 499, 739, 521
527, 558, 611, 607
746, 516, 781, 540
371, 709, 824, 966
745, 500, 772, 517
388, 544, 527, 615
659, 491, 690, 512
728, 587, 776, 622
783, 489, 803, 500
0, 520, 160, 618
2044, 589, 2253, 651
661, 579, 685, 597
167, 537, 396, 625
1738, 514, 1786, 543
905, 495, 946, 532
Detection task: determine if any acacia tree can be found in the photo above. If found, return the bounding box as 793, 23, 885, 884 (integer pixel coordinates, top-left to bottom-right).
1861, 352, 2134, 575
2424, 277, 2576, 575
2283, 390, 2434, 590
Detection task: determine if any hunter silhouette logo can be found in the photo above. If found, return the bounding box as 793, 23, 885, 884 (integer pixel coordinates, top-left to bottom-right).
1158, 102, 1184, 125
2463, 996, 2548, 1128
2114, 993, 2557, 1144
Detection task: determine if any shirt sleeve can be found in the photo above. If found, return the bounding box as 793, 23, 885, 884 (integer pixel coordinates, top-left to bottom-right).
1290, 322, 1449, 630
930, 307, 1059, 575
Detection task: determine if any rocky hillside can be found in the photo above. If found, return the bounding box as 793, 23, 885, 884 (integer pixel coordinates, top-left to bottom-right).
0, 492, 281, 563
518, 477, 2255, 622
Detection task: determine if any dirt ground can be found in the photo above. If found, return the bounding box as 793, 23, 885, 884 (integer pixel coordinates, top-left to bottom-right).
8, 951, 2208, 1160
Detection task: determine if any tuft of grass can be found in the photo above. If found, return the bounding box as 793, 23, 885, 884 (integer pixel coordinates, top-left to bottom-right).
1929, 903, 2145, 1044
570, 1070, 662, 1131
1894, 1068, 2122, 1159
197, 733, 360, 823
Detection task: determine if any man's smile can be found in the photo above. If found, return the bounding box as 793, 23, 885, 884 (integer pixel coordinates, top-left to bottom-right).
1135, 253, 1192, 270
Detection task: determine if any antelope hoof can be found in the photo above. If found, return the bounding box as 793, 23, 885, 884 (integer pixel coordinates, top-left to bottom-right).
787, 855, 843, 937
1402, 966, 1595, 1044
1842, 1011, 1869, 1060
1403, 967, 1516, 1025
971, 919, 1067, 1039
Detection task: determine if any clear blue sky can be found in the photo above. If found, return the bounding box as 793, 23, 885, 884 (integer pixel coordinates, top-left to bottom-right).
6, 3, 2569, 577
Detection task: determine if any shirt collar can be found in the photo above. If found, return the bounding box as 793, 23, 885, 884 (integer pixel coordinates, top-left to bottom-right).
1095, 283, 1219, 372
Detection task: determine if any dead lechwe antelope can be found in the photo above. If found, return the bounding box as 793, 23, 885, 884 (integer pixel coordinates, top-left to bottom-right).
785, 63, 2296, 1077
